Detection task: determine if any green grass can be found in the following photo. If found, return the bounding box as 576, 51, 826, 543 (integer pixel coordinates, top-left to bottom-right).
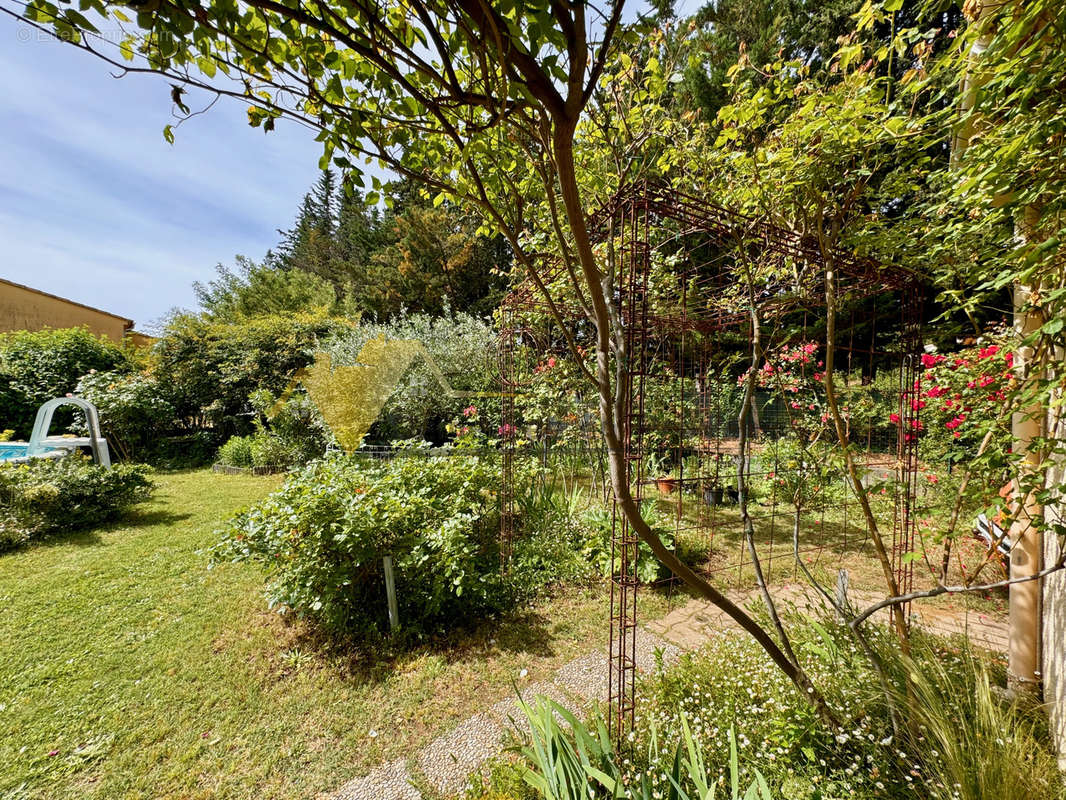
0, 469, 673, 800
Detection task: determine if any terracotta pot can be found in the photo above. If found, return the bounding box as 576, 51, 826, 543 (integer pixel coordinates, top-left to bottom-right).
656, 477, 678, 494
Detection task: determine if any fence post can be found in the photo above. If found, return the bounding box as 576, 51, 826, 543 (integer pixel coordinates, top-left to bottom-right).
383, 555, 399, 632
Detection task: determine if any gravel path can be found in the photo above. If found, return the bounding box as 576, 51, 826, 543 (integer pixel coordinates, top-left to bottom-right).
330, 627, 676, 800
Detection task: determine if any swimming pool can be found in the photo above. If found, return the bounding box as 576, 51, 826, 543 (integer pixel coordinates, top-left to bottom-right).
0, 442, 63, 462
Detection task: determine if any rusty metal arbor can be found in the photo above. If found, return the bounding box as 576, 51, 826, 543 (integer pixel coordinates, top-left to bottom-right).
500, 182, 925, 736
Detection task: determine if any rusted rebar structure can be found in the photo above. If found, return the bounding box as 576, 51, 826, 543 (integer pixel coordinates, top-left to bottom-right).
500, 182, 924, 737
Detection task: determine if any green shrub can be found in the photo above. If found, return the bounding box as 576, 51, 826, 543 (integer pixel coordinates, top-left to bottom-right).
0, 327, 130, 438
148, 431, 221, 469
153, 311, 350, 438
582, 500, 674, 584
0, 455, 154, 550
211, 453, 506, 634
248, 389, 330, 466
216, 389, 330, 470
247, 433, 296, 468
74, 369, 175, 461
322, 311, 498, 444
217, 435, 254, 468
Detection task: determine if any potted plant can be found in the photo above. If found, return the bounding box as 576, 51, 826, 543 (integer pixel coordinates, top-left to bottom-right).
703, 482, 724, 506
701, 452, 723, 505
644, 452, 677, 494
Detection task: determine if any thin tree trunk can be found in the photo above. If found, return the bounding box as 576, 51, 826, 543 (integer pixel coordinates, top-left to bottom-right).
549, 125, 838, 725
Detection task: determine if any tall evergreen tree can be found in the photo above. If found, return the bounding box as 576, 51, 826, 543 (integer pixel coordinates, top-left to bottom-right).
220, 172, 511, 319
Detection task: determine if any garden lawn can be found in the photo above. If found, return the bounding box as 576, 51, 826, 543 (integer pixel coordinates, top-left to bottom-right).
0, 469, 670, 800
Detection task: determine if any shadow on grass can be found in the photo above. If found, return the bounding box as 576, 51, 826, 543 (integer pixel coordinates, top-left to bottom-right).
246, 600, 562, 688
113, 506, 193, 528
1, 506, 194, 557
0, 526, 105, 556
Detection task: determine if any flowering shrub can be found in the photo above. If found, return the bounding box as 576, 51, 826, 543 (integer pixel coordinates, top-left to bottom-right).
910, 342, 1014, 469
0, 327, 130, 439
74, 369, 175, 461
740, 342, 827, 435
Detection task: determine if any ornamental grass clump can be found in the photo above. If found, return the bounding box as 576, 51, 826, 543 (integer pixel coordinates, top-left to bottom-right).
884, 648, 1062, 800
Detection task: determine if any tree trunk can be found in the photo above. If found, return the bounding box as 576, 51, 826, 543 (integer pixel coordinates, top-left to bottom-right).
547, 122, 837, 725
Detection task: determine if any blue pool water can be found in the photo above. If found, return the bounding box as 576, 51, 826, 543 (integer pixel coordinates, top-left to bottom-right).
0, 443, 61, 462
0, 443, 32, 461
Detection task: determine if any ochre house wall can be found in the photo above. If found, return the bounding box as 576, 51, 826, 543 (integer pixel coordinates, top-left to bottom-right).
0, 279, 132, 343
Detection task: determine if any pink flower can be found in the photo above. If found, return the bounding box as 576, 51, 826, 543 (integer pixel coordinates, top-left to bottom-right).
926, 473, 939, 484
546, 357, 556, 368
48, 750, 59, 757
462, 405, 477, 418
889, 413, 901, 424
921, 353, 945, 368
978, 345, 999, 359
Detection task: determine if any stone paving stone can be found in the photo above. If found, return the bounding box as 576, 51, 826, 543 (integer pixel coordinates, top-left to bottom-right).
914, 608, 1008, 652
648, 600, 737, 648
415, 713, 504, 798
333, 758, 421, 800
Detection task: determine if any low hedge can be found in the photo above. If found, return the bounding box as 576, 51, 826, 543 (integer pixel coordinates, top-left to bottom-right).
0, 455, 154, 550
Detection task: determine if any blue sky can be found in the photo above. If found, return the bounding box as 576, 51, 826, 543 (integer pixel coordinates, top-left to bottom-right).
0, 18, 327, 330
